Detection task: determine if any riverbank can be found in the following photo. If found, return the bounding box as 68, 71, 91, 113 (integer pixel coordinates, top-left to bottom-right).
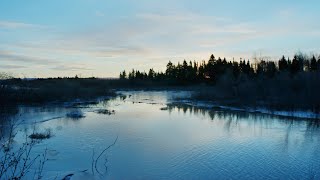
167, 100, 320, 120
116, 89, 320, 120
1, 77, 319, 120
0, 78, 117, 105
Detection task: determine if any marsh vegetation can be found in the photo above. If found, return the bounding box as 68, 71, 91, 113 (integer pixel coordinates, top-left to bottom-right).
0, 77, 117, 105
2, 52, 320, 114
120, 53, 320, 113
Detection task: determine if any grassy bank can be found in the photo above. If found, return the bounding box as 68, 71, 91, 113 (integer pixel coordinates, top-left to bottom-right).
0, 77, 201, 105
1, 71, 320, 114
0, 78, 118, 104
190, 71, 320, 113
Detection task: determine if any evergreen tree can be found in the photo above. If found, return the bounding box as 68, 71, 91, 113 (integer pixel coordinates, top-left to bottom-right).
119, 70, 127, 79
128, 69, 135, 80
266, 61, 276, 77
310, 55, 317, 71
166, 61, 175, 79
207, 54, 216, 80
148, 69, 155, 80
198, 61, 206, 80
291, 55, 300, 74
278, 55, 288, 72
256, 60, 266, 76
121, 53, 320, 88
232, 61, 240, 78
208, 54, 216, 64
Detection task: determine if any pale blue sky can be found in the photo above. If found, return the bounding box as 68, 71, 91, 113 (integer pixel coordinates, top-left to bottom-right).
1, 0, 320, 77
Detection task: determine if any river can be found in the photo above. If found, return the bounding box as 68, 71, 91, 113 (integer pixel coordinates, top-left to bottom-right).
1, 91, 320, 179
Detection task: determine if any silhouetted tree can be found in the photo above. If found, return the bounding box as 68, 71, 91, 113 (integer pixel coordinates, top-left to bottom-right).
278, 55, 288, 72
148, 69, 155, 80
128, 69, 135, 80
232, 61, 240, 78
119, 70, 127, 79
166, 61, 175, 79
310, 55, 317, 71
266, 61, 277, 77
291, 55, 300, 74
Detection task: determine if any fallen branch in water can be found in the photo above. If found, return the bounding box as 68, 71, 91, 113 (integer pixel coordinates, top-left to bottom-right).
93, 135, 119, 176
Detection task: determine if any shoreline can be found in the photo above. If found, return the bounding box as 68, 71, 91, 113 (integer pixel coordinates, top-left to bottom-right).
2, 88, 320, 120
168, 100, 320, 120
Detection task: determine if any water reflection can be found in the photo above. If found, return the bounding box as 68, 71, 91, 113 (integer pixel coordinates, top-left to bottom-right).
167, 103, 320, 128
1, 91, 320, 179
0, 105, 19, 140
167, 102, 320, 152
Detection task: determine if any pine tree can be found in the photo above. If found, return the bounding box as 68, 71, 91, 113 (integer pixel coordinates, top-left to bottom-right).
291, 55, 300, 74
119, 70, 127, 79
278, 55, 288, 72
129, 69, 135, 80
310, 55, 317, 71
148, 69, 155, 80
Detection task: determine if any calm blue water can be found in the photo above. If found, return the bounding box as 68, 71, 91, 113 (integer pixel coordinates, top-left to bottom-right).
3, 91, 320, 179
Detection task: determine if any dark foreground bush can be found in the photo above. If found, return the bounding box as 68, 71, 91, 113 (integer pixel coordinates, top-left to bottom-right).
29, 129, 52, 140
0, 78, 118, 104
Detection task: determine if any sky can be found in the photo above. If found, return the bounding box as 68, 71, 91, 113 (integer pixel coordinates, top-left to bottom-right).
1, 0, 320, 78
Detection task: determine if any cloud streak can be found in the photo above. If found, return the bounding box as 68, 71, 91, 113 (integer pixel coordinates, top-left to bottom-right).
0, 50, 58, 65
0, 20, 45, 29
0, 64, 26, 69
51, 64, 93, 71
0, 50, 94, 74
1, 0, 320, 77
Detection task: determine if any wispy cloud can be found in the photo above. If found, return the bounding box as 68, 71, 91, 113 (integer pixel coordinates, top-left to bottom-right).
0, 20, 45, 29
51, 64, 93, 71
1, 0, 320, 78
0, 64, 26, 69
0, 50, 94, 74
0, 50, 58, 65
54, 12, 256, 58
0, 12, 291, 77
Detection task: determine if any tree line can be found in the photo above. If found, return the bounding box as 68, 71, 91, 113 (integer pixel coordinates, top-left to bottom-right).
120, 53, 320, 84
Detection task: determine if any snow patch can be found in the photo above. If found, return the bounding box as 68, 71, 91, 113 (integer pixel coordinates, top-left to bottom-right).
66, 110, 85, 119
